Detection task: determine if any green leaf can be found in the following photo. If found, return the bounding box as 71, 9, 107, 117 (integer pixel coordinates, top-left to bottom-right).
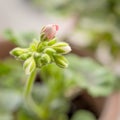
17, 109, 38, 120
71, 110, 96, 120
39, 53, 116, 97
0, 61, 11, 76
67, 54, 116, 97
0, 59, 25, 89
4, 29, 38, 47
0, 113, 13, 120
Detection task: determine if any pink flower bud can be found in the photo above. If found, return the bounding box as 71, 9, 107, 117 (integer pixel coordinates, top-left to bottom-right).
41, 24, 59, 40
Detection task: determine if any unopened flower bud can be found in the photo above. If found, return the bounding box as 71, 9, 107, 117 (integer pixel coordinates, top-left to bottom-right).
52, 42, 68, 47
53, 54, 68, 68
41, 53, 51, 65
40, 24, 59, 41
34, 52, 43, 59
18, 52, 31, 61
10, 47, 28, 57
44, 48, 56, 55
60, 46, 71, 54
52, 42, 71, 54
23, 57, 36, 75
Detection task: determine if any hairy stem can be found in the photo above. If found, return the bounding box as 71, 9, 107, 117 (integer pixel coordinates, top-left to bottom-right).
24, 70, 36, 97
24, 70, 43, 119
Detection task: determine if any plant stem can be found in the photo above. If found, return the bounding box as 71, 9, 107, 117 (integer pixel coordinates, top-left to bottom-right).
24, 70, 51, 120
24, 69, 43, 119
24, 69, 36, 97
27, 96, 43, 119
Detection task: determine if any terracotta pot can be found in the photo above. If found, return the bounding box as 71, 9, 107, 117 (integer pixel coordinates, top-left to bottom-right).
0, 37, 15, 59
99, 92, 120, 120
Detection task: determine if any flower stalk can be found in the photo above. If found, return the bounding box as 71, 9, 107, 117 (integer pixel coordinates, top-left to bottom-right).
10, 24, 71, 119
24, 69, 36, 98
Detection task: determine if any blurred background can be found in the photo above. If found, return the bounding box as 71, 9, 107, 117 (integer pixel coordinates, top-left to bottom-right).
0, 0, 120, 120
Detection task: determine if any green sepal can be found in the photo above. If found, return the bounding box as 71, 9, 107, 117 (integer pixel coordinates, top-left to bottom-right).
48, 39, 57, 46
40, 33, 48, 42
52, 42, 68, 47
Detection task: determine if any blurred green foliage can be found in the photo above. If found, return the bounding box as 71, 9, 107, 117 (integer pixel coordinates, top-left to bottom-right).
71, 110, 96, 120
1, 0, 120, 119
67, 54, 116, 96
28, 0, 120, 59
0, 53, 116, 119
3, 29, 38, 47
0, 59, 25, 90
30, 0, 120, 19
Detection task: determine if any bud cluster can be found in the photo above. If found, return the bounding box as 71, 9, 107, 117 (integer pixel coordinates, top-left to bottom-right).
10, 24, 71, 75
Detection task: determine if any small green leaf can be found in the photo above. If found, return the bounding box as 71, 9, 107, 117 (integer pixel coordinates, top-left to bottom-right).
0, 113, 13, 120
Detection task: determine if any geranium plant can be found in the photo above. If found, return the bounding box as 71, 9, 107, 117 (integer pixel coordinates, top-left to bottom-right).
6, 24, 116, 120
10, 24, 71, 119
